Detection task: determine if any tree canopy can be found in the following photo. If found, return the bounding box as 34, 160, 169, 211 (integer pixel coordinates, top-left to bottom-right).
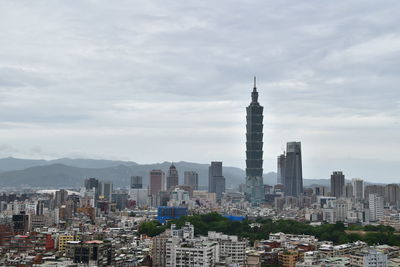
138, 213, 399, 246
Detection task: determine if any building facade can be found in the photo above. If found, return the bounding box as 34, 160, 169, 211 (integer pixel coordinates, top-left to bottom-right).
166, 163, 179, 190
245, 78, 265, 205
352, 179, 364, 201
130, 176, 143, 189
284, 142, 303, 197
208, 161, 225, 201
184, 171, 199, 190
150, 170, 166, 196
330, 171, 345, 198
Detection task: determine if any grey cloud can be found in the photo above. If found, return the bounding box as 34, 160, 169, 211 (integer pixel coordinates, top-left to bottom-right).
0, 1, 399, 182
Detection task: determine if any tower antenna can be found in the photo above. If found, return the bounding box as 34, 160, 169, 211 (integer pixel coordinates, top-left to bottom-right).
254, 76, 257, 89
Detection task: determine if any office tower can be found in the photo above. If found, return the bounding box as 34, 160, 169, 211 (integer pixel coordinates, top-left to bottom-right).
112, 192, 128, 210
352, 178, 364, 201
99, 181, 113, 201
245, 78, 265, 205
130, 176, 143, 189
385, 184, 400, 206
12, 212, 30, 235
184, 171, 199, 190
150, 170, 166, 196
36, 200, 44, 216
84, 177, 100, 200
369, 193, 384, 222
166, 163, 179, 190
277, 154, 286, 184
283, 142, 303, 197
330, 171, 345, 198
208, 161, 225, 201
84, 178, 99, 191
55, 189, 68, 207
344, 183, 353, 198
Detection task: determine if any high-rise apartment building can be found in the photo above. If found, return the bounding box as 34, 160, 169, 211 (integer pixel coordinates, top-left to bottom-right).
130, 176, 143, 189
283, 142, 303, 197
277, 154, 286, 185
365, 185, 384, 200
330, 171, 345, 198
184, 171, 199, 190
385, 184, 400, 206
245, 78, 265, 205
55, 189, 68, 207
166, 163, 179, 190
344, 183, 354, 198
150, 170, 166, 196
208, 161, 225, 201
369, 193, 384, 222
99, 181, 113, 201
352, 178, 364, 201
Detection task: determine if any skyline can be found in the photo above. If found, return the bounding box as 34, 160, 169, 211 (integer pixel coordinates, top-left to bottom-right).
0, 1, 400, 183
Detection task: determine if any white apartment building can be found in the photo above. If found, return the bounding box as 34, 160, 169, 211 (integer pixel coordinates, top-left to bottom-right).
207, 231, 247, 265
350, 250, 387, 267
369, 193, 384, 222
166, 238, 219, 267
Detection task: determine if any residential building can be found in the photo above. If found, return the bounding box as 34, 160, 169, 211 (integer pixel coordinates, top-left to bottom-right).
350, 250, 387, 267
352, 179, 364, 201
369, 193, 384, 222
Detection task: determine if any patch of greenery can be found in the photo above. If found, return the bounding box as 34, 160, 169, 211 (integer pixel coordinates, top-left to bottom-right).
138, 213, 398, 246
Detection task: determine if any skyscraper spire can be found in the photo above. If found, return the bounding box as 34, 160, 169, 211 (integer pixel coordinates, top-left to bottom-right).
251, 77, 259, 104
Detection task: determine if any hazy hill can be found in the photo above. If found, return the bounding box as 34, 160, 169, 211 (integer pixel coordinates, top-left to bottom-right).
0, 157, 137, 172
0, 160, 252, 188
0, 157, 330, 189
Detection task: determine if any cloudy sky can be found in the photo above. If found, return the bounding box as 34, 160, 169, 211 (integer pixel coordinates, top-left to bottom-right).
0, 1, 399, 182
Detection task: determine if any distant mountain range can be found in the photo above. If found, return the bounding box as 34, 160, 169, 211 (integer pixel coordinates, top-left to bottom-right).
0, 157, 329, 189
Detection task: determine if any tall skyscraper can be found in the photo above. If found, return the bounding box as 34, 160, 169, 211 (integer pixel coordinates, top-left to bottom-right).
150, 170, 166, 196
208, 161, 225, 201
352, 178, 364, 201
166, 163, 179, 190
245, 78, 265, 205
184, 171, 199, 190
277, 154, 286, 185
330, 171, 345, 198
283, 142, 303, 197
130, 176, 143, 189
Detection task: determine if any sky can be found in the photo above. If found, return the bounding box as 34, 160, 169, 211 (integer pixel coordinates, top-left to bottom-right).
0, 1, 399, 182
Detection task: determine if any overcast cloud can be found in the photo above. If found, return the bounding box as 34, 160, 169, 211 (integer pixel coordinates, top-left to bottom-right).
0, 0, 399, 182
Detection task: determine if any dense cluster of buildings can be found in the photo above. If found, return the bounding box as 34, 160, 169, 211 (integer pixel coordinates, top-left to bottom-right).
1, 81, 399, 266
